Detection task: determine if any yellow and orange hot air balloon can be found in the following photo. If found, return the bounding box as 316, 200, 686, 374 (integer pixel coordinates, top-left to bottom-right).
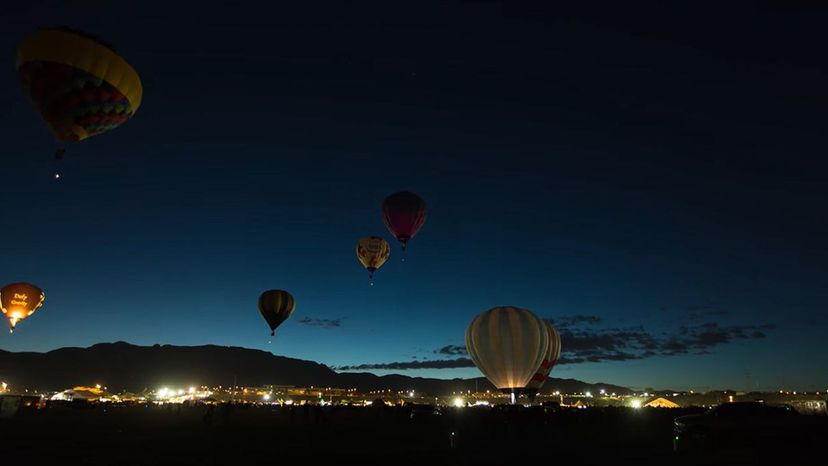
465, 306, 550, 404
0, 282, 45, 333
356, 236, 390, 284
16, 28, 142, 158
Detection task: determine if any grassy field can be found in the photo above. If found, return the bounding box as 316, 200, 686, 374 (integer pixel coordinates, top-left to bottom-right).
1, 404, 823, 465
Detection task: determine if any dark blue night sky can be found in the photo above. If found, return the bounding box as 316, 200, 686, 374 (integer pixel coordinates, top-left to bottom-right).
1, 2, 826, 390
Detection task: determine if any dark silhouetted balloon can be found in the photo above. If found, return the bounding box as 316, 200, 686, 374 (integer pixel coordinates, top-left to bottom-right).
1, 282, 45, 332
258, 290, 295, 336
381, 191, 427, 251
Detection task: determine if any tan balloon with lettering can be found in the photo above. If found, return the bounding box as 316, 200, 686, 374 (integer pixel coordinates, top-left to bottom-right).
0, 282, 45, 332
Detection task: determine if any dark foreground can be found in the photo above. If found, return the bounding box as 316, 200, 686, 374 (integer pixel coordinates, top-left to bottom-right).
2, 404, 825, 465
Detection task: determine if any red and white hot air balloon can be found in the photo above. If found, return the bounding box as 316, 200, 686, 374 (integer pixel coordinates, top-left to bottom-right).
524, 320, 562, 398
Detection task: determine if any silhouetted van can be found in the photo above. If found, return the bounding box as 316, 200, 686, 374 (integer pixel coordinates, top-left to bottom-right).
409, 404, 442, 422
673, 402, 806, 453
0, 395, 41, 418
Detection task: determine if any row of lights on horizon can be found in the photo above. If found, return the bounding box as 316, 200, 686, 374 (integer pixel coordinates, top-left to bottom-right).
3, 381, 826, 398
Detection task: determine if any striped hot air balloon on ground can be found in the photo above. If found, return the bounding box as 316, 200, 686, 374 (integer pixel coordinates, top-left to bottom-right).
0, 282, 45, 333
465, 306, 550, 404
258, 290, 295, 336
524, 320, 562, 399
16, 28, 142, 158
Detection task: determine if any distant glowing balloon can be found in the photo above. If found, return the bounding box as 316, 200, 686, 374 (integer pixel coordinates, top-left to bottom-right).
0, 282, 45, 332
465, 306, 550, 403
16, 28, 143, 157
381, 191, 427, 251
257, 290, 295, 336
524, 320, 562, 397
356, 236, 391, 283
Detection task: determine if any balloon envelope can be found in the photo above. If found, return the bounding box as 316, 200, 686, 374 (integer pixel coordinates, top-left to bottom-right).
356, 236, 391, 278
17, 28, 142, 144
381, 191, 427, 250
0, 282, 45, 332
257, 290, 295, 336
465, 306, 550, 392
525, 320, 562, 395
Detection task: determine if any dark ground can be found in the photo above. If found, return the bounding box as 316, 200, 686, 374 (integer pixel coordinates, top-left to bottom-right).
1, 404, 824, 465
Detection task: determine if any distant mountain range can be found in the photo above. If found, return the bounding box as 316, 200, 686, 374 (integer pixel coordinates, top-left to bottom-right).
0, 342, 631, 395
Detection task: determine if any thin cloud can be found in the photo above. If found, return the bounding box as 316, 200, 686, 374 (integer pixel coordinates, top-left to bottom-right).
435, 345, 467, 356
296, 317, 343, 328
549, 314, 602, 326
338, 358, 474, 371
340, 315, 777, 371
553, 319, 775, 363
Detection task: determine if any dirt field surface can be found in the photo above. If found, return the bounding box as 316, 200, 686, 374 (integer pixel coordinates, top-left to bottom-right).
2, 404, 825, 465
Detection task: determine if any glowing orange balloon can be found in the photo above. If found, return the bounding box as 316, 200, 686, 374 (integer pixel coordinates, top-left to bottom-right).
0, 282, 45, 332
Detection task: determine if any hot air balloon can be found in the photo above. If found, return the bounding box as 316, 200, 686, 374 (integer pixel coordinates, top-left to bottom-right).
465, 306, 550, 404
524, 320, 562, 399
258, 290, 295, 336
16, 28, 143, 158
0, 283, 45, 333
381, 191, 427, 251
356, 236, 391, 284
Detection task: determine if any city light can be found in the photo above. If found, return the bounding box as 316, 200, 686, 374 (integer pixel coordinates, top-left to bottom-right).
585, 391, 592, 398
453, 397, 465, 408
188, 387, 196, 394
599, 389, 606, 395
630, 400, 642, 409
263, 393, 271, 401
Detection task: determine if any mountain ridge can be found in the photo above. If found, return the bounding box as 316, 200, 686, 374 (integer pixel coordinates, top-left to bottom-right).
0, 341, 631, 395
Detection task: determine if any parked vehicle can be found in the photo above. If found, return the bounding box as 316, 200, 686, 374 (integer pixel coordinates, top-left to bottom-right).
674, 402, 806, 453
409, 404, 442, 421
0, 395, 41, 418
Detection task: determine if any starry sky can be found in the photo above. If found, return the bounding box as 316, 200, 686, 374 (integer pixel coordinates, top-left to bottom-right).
1, 2, 827, 391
